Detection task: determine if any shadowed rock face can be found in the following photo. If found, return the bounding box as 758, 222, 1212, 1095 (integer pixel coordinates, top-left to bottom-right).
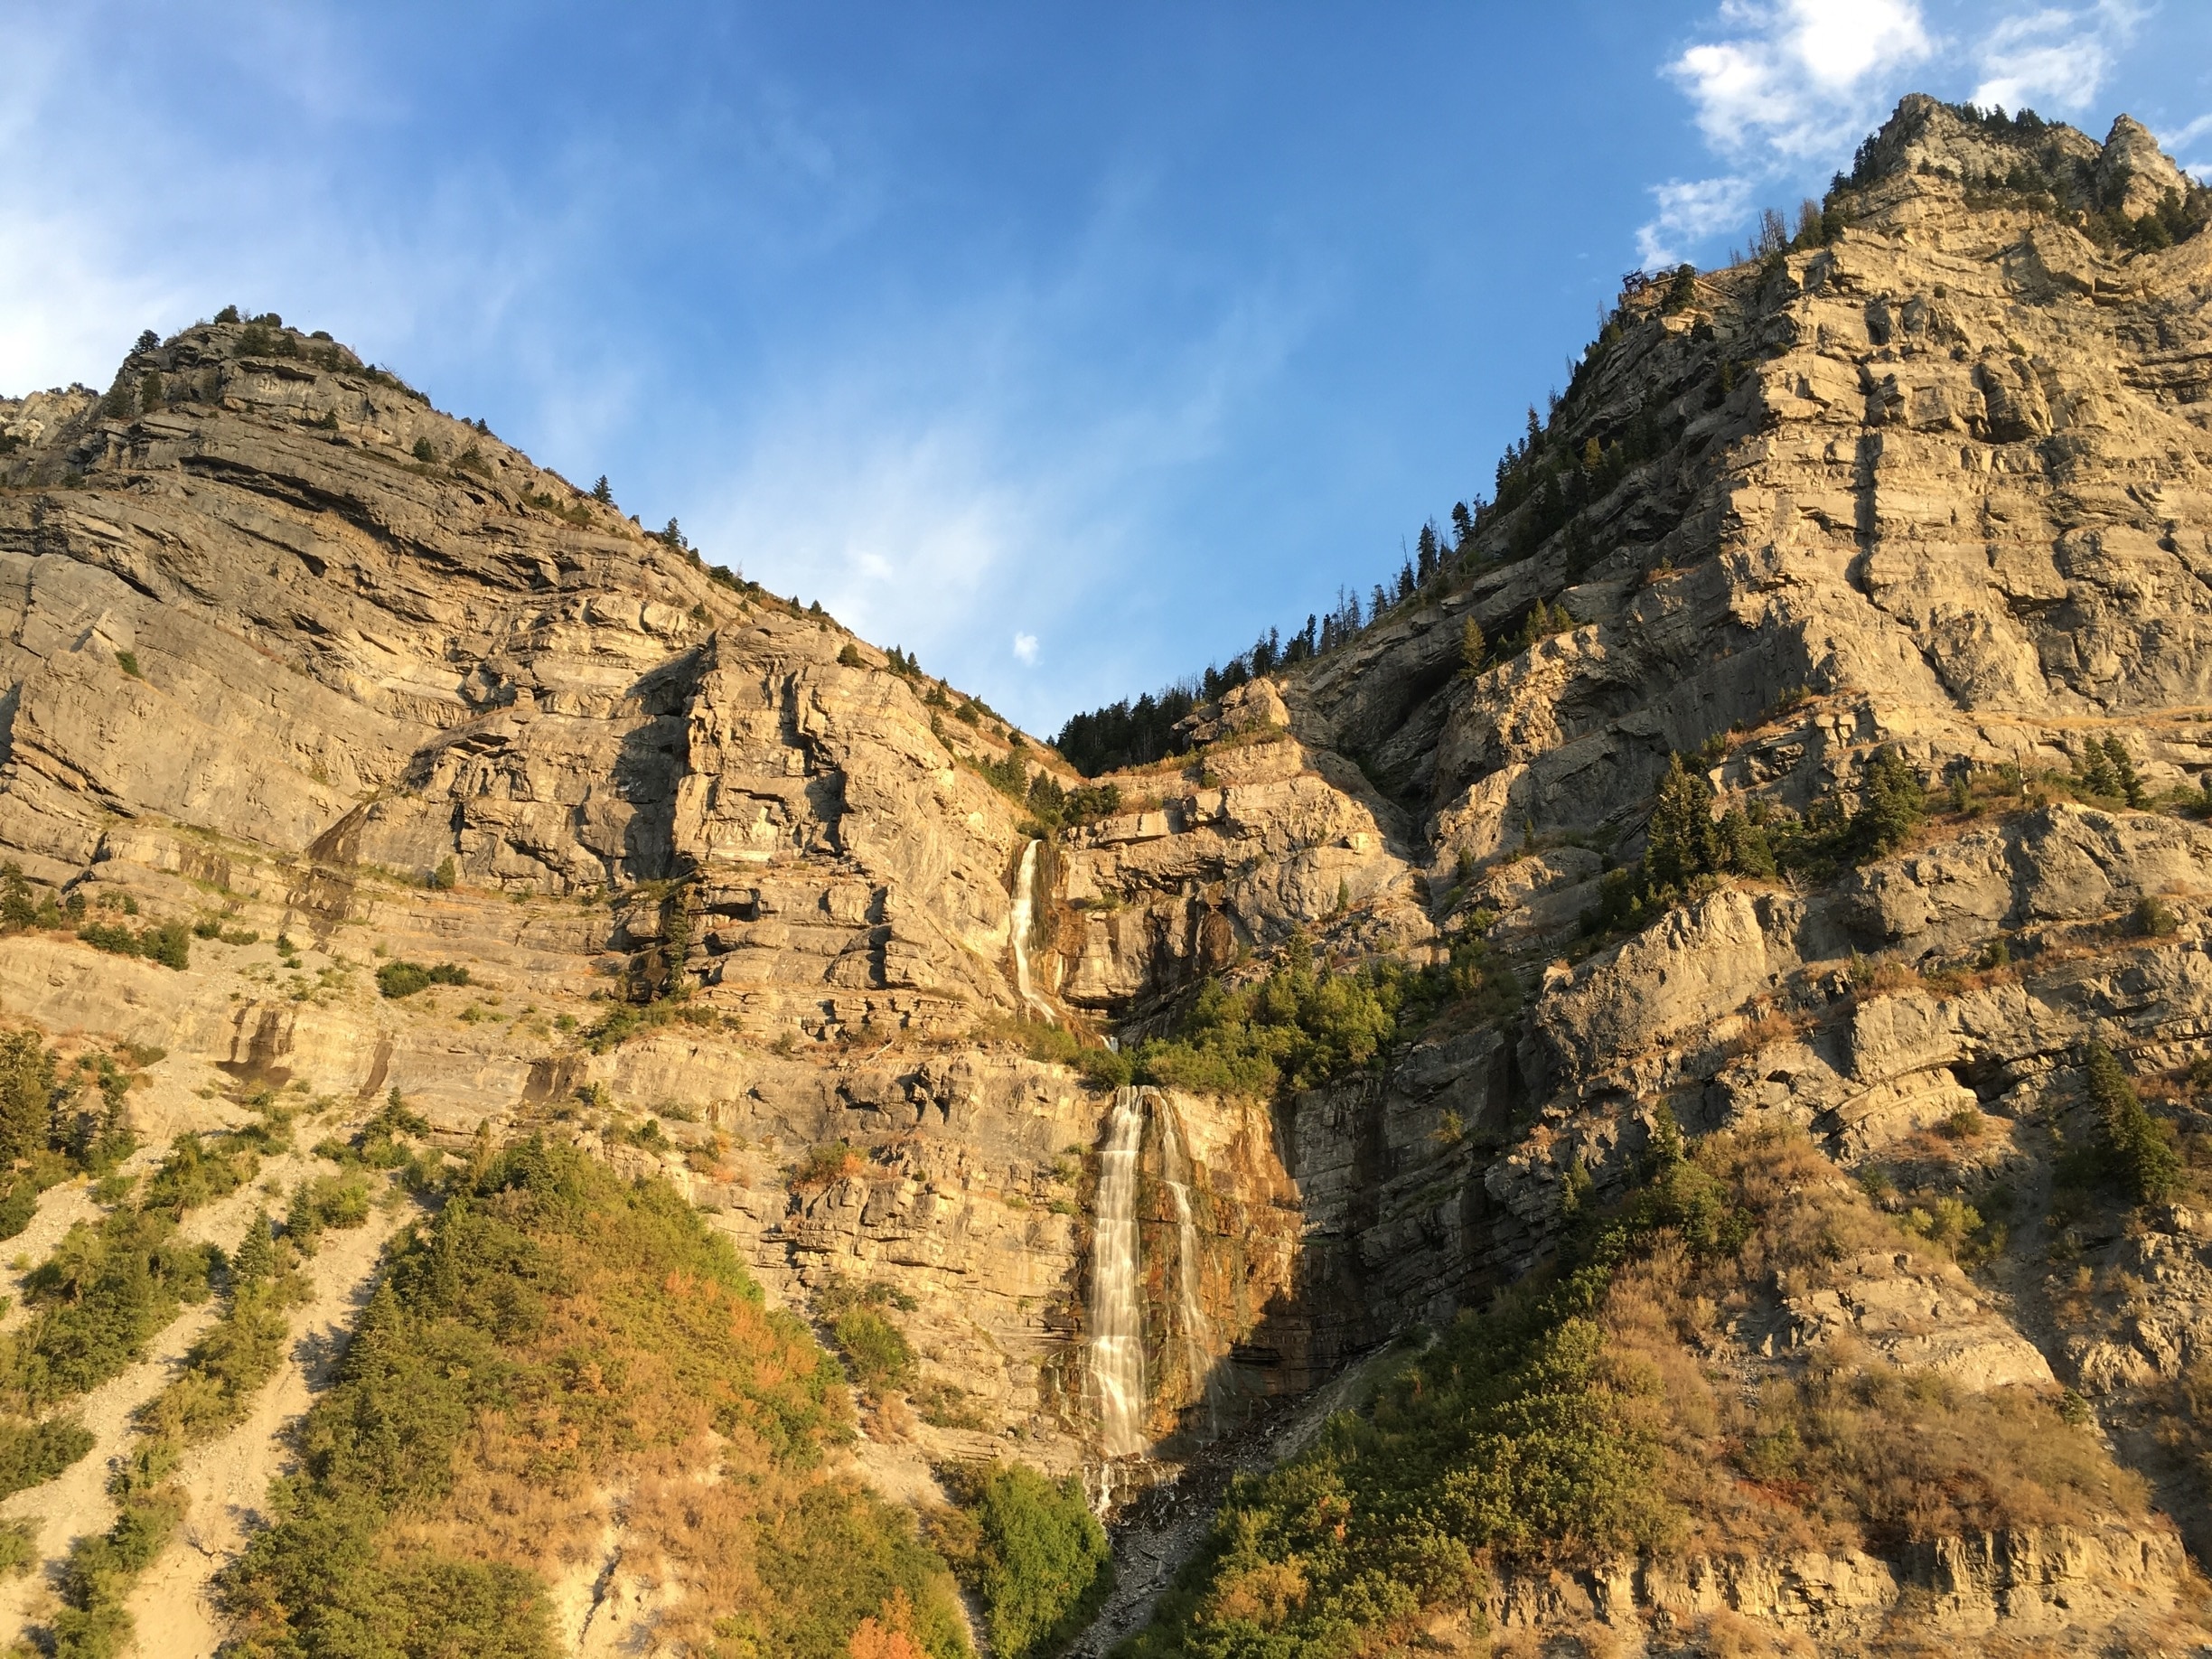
7, 94, 2212, 1652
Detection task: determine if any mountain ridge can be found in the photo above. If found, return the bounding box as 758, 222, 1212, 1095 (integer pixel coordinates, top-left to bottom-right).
4, 91, 2212, 1656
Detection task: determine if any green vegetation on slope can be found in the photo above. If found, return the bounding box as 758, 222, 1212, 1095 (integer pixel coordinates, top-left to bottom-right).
218, 1137, 970, 1659
1028, 931, 1516, 1101
1127, 1125, 2146, 1659
1589, 746, 1929, 935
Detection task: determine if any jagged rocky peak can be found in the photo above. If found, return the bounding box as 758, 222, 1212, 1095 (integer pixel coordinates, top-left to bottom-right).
1848, 92, 2199, 221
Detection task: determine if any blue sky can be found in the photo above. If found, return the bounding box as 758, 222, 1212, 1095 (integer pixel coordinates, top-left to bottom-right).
5, 2, 2210, 736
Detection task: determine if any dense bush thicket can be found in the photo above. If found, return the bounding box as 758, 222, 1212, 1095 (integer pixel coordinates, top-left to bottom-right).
1029, 930, 1517, 1100
933, 1464, 1111, 1659
219, 1138, 970, 1659
375, 959, 470, 998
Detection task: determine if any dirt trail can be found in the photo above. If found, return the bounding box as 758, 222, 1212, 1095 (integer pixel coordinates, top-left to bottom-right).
124, 1195, 408, 1657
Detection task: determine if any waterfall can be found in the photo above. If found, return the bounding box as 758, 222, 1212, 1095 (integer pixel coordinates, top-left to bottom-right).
1008, 839, 1054, 1022
1087, 1087, 1220, 1458
1159, 1101, 1219, 1439
1088, 1086, 1148, 1456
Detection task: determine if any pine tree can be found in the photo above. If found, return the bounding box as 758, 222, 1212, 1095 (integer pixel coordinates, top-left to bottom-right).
1645, 755, 1719, 892
1459, 616, 1486, 680
1416, 524, 1439, 585
592, 475, 613, 503
134, 330, 160, 355
2084, 1040, 2181, 1204
2103, 736, 2144, 808
0, 1031, 52, 1167
1854, 748, 1926, 856
230, 1210, 279, 1288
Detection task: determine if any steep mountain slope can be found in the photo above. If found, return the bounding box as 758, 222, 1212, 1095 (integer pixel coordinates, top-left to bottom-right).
3, 92, 2212, 1656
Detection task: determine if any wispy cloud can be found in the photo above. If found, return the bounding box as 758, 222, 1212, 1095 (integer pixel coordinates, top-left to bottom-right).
1012, 632, 1039, 665
1969, 0, 2145, 113
1637, 175, 1755, 268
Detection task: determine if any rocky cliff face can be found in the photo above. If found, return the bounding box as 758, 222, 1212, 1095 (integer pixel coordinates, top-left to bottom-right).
6, 94, 2212, 1655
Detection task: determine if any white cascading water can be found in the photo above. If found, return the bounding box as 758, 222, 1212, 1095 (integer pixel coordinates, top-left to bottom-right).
1008, 839, 1054, 1022
1088, 1085, 1148, 1457
1158, 1101, 1219, 1438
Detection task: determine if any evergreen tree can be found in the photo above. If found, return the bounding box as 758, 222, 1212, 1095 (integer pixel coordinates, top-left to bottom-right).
2102, 736, 2144, 808
1459, 616, 1486, 680
1396, 562, 1415, 604
134, 330, 160, 355
0, 1031, 52, 1167
1416, 524, 1439, 585
1853, 748, 1926, 856
2084, 1040, 2182, 1204
592, 475, 613, 503
1644, 755, 1719, 893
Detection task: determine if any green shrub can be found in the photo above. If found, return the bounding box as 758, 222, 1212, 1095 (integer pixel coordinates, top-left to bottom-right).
75, 920, 189, 970
832, 1306, 914, 1398
0, 1413, 93, 1497
0, 1517, 35, 1577
792, 1141, 865, 1190
4, 1209, 215, 1410
2132, 896, 2178, 938
285, 1174, 370, 1258
377, 961, 431, 998
377, 961, 467, 998
934, 1464, 1111, 1659
142, 1134, 256, 1217
410, 436, 436, 463
0, 1031, 54, 1167
1589, 746, 1930, 936
1123, 932, 1513, 1101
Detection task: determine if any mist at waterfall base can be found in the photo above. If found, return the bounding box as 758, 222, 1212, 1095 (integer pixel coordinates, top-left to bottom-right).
1085, 1086, 1220, 1467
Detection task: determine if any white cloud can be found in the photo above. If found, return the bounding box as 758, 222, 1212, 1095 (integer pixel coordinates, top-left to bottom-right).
1668, 0, 1935, 160
1637, 175, 1755, 267
1968, 1, 2144, 113
1645, 0, 1936, 264
1012, 632, 1039, 665
2162, 113, 2212, 151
